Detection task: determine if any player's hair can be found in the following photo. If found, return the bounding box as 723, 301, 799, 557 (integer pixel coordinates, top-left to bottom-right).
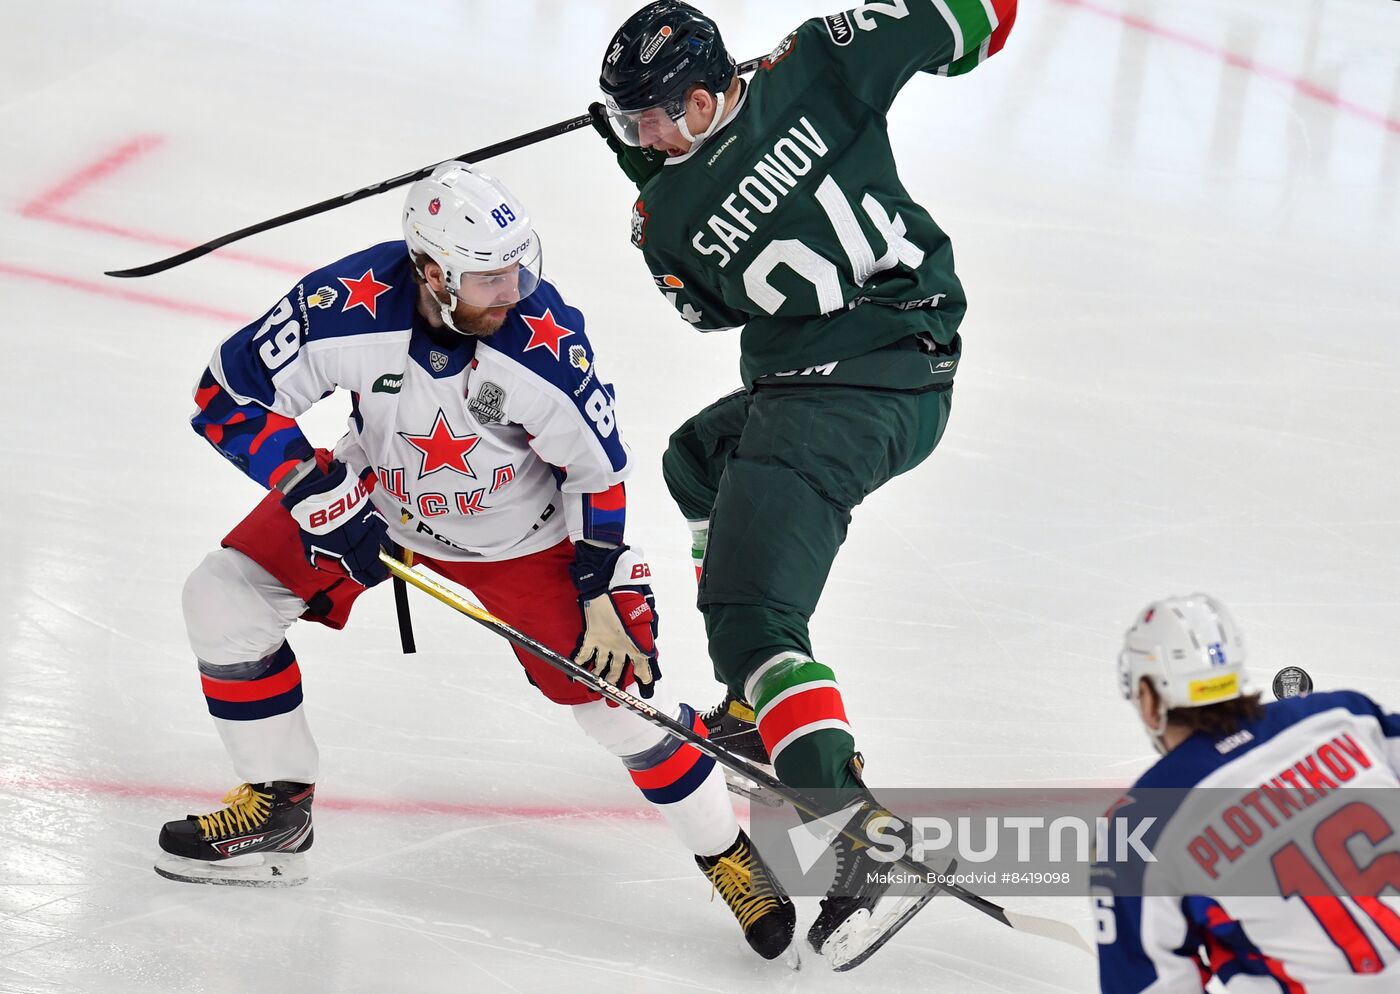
1167, 692, 1266, 736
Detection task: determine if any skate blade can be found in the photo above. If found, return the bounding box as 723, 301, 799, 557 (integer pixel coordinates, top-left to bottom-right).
781, 940, 803, 971
723, 773, 784, 808
822, 886, 939, 972
154, 852, 308, 888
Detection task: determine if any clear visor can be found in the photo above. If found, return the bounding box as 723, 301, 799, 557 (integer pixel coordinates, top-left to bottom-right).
603, 94, 687, 148
452, 237, 544, 308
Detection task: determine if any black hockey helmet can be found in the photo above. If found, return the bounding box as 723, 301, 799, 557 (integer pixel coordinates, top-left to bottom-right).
599, 1, 735, 141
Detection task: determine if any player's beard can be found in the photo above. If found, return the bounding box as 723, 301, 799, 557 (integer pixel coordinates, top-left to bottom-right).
449, 298, 512, 336
432, 288, 511, 337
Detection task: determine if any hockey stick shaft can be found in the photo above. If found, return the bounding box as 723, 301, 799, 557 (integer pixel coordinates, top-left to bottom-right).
105, 57, 765, 279
380, 552, 1093, 956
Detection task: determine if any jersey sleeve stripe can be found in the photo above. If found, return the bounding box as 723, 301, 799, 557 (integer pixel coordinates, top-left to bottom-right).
579, 484, 627, 545
929, 0, 968, 61
934, 0, 996, 63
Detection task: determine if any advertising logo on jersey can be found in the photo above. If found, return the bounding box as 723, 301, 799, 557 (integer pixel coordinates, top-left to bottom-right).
372, 372, 404, 394
631, 200, 650, 249
570, 348, 598, 399
639, 25, 672, 64
468, 381, 507, 425
763, 31, 798, 69
824, 13, 855, 46
305, 286, 338, 309
652, 274, 684, 290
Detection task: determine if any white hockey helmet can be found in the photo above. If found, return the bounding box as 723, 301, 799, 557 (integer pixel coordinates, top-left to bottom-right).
1118, 593, 1247, 753
402, 161, 543, 326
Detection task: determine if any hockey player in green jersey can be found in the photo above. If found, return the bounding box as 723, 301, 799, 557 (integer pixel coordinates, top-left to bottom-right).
591, 0, 1016, 968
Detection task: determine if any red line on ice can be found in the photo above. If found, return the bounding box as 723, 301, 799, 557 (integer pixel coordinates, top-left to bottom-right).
1057, 0, 1400, 136
18, 134, 307, 275
20, 134, 167, 214
0, 261, 248, 323
0, 773, 661, 821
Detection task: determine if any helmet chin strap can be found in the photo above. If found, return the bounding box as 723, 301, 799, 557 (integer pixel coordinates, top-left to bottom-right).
677, 89, 727, 149
424, 268, 471, 336
1144, 693, 1171, 756
437, 291, 468, 335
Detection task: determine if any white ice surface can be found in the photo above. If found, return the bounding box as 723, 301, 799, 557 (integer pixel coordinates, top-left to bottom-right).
2, 1, 1399, 991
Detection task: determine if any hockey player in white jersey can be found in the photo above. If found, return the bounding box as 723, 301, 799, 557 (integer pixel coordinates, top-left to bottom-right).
1095, 593, 1400, 991
158, 161, 795, 959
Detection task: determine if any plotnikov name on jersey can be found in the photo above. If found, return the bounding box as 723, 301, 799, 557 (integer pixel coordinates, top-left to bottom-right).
1188, 731, 1377, 880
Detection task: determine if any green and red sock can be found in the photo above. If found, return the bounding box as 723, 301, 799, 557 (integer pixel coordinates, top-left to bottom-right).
746, 653, 860, 796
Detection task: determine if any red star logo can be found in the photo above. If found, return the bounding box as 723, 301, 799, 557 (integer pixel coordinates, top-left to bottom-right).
338, 269, 392, 319
521, 308, 576, 360
397, 409, 480, 479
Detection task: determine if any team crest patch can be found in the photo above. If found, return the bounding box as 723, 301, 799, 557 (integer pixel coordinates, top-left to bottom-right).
763, 32, 798, 69
305, 286, 338, 309
631, 200, 650, 249
468, 381, 507, 424
430, 350, 450, 373
428, 197, 441, 215
824, 12, 855, 46
568, 345, 590, 373
652, 274, 684, 290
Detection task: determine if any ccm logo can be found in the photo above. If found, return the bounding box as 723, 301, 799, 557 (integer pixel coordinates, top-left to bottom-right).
629, 563, 652, 581
309, 479, 371, 530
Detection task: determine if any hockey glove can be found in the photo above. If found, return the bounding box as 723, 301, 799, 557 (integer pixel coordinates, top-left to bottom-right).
588, 102, 666, 189
280, 460, 390, 588
569, 541, 661, 698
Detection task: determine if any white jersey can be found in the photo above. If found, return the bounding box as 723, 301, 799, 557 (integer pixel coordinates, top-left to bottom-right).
197, 241, 630, 561
1095, 691, 1400, 993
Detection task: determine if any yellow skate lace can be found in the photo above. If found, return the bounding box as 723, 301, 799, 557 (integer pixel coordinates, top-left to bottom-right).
703, 842, 781, 931
195, 783, 273, 840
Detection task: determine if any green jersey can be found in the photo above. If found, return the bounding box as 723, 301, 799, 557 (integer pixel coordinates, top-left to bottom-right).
630, 0, 1016, 387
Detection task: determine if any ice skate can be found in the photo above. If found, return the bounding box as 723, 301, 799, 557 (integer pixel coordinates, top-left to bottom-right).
697, 829, 796, 960
155, 781, 314, 887
702, 694, 782, 807
701, 693, 769, 766
806, 799, 952, 971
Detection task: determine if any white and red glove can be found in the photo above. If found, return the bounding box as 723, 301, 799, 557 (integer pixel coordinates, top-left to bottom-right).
569, 541, 660, 698
280, 460, 389, 587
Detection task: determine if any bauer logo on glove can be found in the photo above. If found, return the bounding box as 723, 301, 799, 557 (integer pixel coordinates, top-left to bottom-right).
305, 476, 374, 531
280, 459, 391, 588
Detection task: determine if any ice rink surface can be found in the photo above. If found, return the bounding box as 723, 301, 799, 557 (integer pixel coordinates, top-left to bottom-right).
2, 0, 1399, 991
